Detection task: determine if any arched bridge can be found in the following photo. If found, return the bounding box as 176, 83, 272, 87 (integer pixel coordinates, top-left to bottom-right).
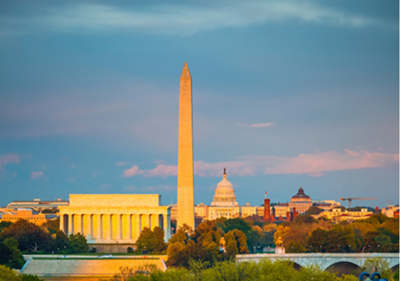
236, 253, 399, 271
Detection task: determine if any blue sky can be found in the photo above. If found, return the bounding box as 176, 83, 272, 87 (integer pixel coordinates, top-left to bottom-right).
0, 0, 398, 208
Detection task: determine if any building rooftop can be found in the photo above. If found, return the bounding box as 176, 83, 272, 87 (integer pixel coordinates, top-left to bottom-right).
292, 187, 310, 199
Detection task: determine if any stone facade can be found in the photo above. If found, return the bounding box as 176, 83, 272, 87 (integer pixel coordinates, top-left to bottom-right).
177, 62, 195, 230
289, 187, 313, 214
0, 209, 56, 226
59, 194, 171, 251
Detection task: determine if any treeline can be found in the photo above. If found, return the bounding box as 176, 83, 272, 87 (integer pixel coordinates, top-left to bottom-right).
0, 219, 89, 269
274, 213, 399, 253
107, 258, 399, 281
134, 213, 398, 267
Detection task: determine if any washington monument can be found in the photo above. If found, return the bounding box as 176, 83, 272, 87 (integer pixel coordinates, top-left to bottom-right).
177, 62, 195, 230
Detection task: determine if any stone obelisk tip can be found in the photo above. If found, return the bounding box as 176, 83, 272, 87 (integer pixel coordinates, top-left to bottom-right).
181, 62, 191, 78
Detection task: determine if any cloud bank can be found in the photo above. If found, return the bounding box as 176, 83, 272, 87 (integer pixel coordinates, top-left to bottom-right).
123, 149, 398, 178
0, 0, 381, 37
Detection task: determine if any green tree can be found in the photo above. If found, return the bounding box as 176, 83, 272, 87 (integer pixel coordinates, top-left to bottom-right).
0, 221, 13, 232
362, 257, 393, 280
21, 274, 45, 281
0, 264, 22, 281
305, 206, 324, 215
3, 238, 25, 269
54, 231, 68, 252
221, 218, 251, 234
305, 228, 326, 252
0, 243, 12, 265
0, 219, 53, 252
136, 227, 166, 254
68, 233, 88, 253
286, 240, 305, 253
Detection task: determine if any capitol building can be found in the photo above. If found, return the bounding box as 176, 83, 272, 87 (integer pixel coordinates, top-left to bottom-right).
170, 168, 340, 223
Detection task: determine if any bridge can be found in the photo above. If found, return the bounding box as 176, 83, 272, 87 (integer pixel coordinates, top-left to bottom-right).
236, 253, 399, 271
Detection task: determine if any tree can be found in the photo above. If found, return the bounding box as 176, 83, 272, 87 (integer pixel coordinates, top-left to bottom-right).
136, 227, 166, 254
0, 243, 12, 265
194, 221, 221, 247
21, 274, 45, 281
0, 221, 13, 232
305, 206, 324, 216
68, 233, 88, 253
286, 240, 305, 253
42, 218, 59, 234
221, 218, 251, 234
3, 238, 25, 269
305, 228, 326, 252
54, 231, 68, 252
0, 219, 53, 252
362, 257, 392, 280
0, 264, 22, 281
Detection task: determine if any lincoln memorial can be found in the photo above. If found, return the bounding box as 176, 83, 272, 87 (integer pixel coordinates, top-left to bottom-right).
59, 194, 171, 253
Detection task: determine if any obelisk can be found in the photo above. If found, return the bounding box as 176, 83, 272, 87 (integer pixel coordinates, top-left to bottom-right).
177, 62, 195, 230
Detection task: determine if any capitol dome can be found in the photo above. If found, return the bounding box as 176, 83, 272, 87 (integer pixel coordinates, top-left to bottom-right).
211, 168, 238, 207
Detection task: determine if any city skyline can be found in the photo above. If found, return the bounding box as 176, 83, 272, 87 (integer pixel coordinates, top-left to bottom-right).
0, 1, 398, 208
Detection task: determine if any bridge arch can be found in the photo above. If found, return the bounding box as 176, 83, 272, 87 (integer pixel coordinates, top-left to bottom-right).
391, 264, 399, 272
325, 261, 360, 276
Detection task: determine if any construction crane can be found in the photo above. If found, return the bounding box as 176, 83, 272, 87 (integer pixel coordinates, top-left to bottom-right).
340, 197, 377, 210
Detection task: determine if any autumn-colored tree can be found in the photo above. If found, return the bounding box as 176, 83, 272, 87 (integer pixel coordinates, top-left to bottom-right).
194, 220, 221, 246
223, 229, 249, 258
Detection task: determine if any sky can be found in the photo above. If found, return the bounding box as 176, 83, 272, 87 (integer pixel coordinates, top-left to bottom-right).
0, 0, 398, 208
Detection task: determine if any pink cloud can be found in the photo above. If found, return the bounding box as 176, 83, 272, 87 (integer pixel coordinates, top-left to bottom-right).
122, 149, 398, 178
263, 150, 399, 176
31, 171, 43, 179
250, 122, 275, 128
123, 165, 144, 177
143, 164, 177, 178
0, 154, 20, 170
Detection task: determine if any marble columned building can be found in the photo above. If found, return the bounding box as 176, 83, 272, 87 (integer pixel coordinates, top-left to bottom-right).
59, 194, 171, 252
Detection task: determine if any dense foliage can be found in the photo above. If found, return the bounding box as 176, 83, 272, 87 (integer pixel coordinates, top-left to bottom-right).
0, 265, 45, 281
0, 219, 89, 268
136, 226, 167, 254
103, 259, 396, 281
274, 213, 399, 253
